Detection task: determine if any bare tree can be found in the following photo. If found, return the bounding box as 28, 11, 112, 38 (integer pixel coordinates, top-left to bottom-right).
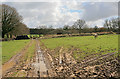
11, 22, 29, 36
74, 19, 85, 34
48, 25, 53, 29
0, 5, 2, 38
2, 4, 22, 38
71, 24, 78, 30
37, 25, 47, 29
104, 18, 120, 32
94, 26, 98, 32
63, 25, 69, 30
82, 24, 90, 33
118, 17, 120, 34
104, 19, 110, 32
111, 18, 119, 30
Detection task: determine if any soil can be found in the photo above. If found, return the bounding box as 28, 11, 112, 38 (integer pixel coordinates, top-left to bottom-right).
2, 39, 56, 78
40, 46, 120, 78
2, 40, 33, 76
2, 39, 120, 78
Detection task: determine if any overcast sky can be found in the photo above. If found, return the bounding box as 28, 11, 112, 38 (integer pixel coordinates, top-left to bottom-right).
2, 0, 118, 28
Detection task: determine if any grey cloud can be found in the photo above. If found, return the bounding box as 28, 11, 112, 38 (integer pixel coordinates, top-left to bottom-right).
3, 2, 118, 28
81, 2, 118, 21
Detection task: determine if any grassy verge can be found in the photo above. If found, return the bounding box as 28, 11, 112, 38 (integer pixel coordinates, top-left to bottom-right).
7, 40, 36, 77
2, 40, 30, 64
24, 40, 36, 62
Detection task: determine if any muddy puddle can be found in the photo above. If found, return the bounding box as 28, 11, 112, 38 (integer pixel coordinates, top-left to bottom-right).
32, 42, 48, 77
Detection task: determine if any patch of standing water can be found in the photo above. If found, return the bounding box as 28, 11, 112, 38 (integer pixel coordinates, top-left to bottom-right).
32, 43, 48, 77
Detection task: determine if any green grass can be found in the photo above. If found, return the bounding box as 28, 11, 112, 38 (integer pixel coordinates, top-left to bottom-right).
2, 40, 30, 64
0, 42, 2, 64
41, 35, 118, 60
24, 40, 36, 61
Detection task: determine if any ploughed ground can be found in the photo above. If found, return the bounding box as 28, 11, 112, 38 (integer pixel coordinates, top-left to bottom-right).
2, 39, 120, 78
39, 41, 120, 78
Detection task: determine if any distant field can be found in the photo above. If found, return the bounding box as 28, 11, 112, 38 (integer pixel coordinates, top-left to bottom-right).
2, 40, 30, 64
41, 35, 118, 60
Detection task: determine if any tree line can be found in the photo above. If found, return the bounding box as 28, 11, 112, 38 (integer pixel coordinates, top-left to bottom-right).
30, 17, 120, 35
1, 4, 29, 38
104, 17, 120, 33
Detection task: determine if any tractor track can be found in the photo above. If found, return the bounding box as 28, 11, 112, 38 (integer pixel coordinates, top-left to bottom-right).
32, 40, 49, 77
2, 40, 33, 77
2, 39, 55, 78
80, 52, 117, 66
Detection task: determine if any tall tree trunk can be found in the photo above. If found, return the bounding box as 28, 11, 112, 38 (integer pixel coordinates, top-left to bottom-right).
10, 34, 12, 38
39, 33, 40, 37
118, 27, 120, 34
79, 27, 81, 35
107, 27, 110, 32
7, 34, 9, 38
2, 33, 5, 38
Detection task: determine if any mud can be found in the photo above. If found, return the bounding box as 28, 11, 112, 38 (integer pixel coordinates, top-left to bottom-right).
2, 39, 120, 78
41, 46, 120, 78
2, 40, 33, 77
2, 39, 56, 77
32, 40, 48, 77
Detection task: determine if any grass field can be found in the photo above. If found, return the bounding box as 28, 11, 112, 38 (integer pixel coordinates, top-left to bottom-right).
2, 40, 30, 64
24, 40, 36, 62
41, 35, 118, 60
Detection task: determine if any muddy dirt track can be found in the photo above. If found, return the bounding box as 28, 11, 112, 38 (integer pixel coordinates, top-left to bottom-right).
2, 40, 33, 76
32, 40, 49, 77
2, 39, 56, 78
2, 39, 120, 78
